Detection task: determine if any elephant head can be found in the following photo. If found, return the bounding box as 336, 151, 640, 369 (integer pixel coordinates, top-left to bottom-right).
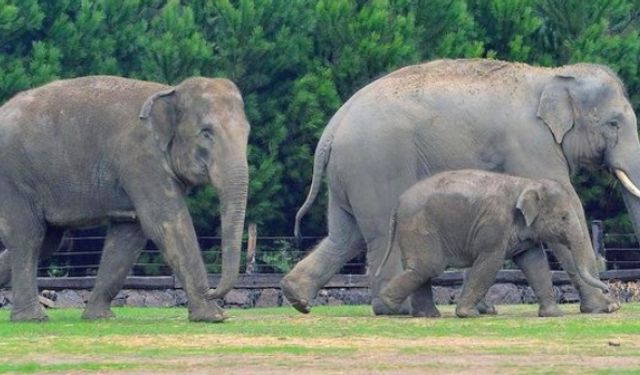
139, 78, 250, 298
516, 179, 609, 292
537, 66, 640, 240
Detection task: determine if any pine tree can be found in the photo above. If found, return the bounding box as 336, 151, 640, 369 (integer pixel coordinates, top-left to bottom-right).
467, 0, 542, 61
396, 0, 484, 59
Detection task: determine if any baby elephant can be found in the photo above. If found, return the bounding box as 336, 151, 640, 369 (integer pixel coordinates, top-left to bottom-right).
378, 169, 609, 318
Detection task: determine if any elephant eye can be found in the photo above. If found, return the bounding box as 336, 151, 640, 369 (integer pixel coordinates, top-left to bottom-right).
607, 120, 620, 129
200, 127, 214, 140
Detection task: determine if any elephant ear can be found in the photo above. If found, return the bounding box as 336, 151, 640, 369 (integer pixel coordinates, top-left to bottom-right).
536, 75, 577, 144
139, 88, 176, 152
516, 185, 541, 227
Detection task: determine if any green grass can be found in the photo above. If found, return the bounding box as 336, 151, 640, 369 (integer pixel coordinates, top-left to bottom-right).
0, 303, 639, 374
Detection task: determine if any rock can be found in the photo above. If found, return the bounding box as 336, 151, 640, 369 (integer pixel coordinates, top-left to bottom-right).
224, 289, 251, 307
55, 290, 86, 308
255, 288, 280, 308
433, 286, 454, 305
327, 288, 370, 305
327, 296, 343, 306
485, 284, 522, 305
521, 287, 538, 304
174, 290, 188, 307
559, 285, 580, 303
0, 290, 11, 308
111, 291, 127, 307
125, 291, 147, 307
144, 290, 176, 307
41, 290, 58, 301
38, 295, 56, 309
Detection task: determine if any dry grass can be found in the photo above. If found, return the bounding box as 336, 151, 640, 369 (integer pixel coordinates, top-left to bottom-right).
1, 303, 639, 374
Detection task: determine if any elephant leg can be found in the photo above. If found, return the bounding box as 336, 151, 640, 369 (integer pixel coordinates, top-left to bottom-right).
456, 252, 504, 318
550, 242, 619, 314
380, 232, 445, 317
513, 246, 562, 317
0, 194, 47, 321
463, 269, 497, 315
282, 196, 365, 314
556, 186, 619, 313
379, 270, 429, 313
83, 222, 146, 320
0, 228, 64, 289
410, 280, 441, 318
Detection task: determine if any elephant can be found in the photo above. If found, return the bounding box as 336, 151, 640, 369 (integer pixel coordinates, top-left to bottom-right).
377, 169, 609, 318
282, 58, 636, 316
0, 75, 250, 322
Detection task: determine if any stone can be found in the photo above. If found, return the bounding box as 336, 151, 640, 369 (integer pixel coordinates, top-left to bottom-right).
174, 290, 188, 306
111, 291, 127, 307
144, 290, 176, 307
0, 290, 11, 308
559, 285, 580, 303
125, 291, 147, 307
38, 296, 56, 309
55, 290, 86, 308
224, 289, 251, 307
41, 290, 58, 301
485, 283, 522, 305
432, 286, 454, 305
255, 288, 280, 308
521, 287, 538, 304
327, 296, 343, 306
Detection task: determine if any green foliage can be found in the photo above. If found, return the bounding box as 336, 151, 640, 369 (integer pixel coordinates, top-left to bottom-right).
0, 0, 639, 239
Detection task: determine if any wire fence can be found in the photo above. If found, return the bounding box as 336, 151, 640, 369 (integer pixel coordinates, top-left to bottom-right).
23, 223, 640, 278
36, 231, 367, 278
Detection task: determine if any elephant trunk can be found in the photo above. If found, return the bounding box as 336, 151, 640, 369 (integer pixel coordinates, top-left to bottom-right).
207, 162, 249, 299
559, 232, 609, 292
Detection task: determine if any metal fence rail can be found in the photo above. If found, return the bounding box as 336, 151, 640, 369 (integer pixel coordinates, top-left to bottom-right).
36, 233, 367, 278
19, 220, 640, 278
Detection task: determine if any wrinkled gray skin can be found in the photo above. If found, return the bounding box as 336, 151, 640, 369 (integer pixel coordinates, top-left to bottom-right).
378, 170, 609, 318
0, 76, 250, 322
283, 58, 636, 316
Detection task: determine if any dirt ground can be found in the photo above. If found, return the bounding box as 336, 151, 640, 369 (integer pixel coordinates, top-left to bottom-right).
29, 334, 640, 374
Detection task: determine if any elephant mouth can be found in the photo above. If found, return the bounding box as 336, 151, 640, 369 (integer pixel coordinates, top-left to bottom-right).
614, 169, 640, 198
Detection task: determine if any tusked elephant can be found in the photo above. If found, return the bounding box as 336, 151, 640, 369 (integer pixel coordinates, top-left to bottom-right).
283, 58, 636, 316
377, 169, 609, 318
0, 76, 249, 322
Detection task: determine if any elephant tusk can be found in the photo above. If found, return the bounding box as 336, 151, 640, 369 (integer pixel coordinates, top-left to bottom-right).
615, 169, 640, 199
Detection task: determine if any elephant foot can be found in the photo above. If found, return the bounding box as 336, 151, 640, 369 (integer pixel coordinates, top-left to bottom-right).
82, 306, 116, 320
476, 300, 497, 315
579, 292, 620, 314
11, 306, 48, 322
455, 305, 480, 318
280, 276, 311, 314
412, 306, 441, 318
375, 295, 401, 315
188, 301, 226, 323
538, 304, 563, 317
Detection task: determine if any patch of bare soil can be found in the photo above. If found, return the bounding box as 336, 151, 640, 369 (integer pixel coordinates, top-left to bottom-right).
28, 334, 640, 374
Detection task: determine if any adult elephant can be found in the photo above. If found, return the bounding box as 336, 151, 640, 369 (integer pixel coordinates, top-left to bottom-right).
282, 58, 636, 316
0, 76, 249, 322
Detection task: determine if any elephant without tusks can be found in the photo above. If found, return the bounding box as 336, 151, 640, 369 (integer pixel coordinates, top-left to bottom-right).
0, 76, 250, 322
283, 58, 636, 316
377, 169, 609, 318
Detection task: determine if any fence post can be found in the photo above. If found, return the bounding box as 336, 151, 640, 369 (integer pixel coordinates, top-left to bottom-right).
245, 223, 257, 274
591, 220, 605, 258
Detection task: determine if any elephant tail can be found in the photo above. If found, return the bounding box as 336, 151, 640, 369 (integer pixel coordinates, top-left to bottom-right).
294, 130, 335, 247
375, 207, 399, 278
